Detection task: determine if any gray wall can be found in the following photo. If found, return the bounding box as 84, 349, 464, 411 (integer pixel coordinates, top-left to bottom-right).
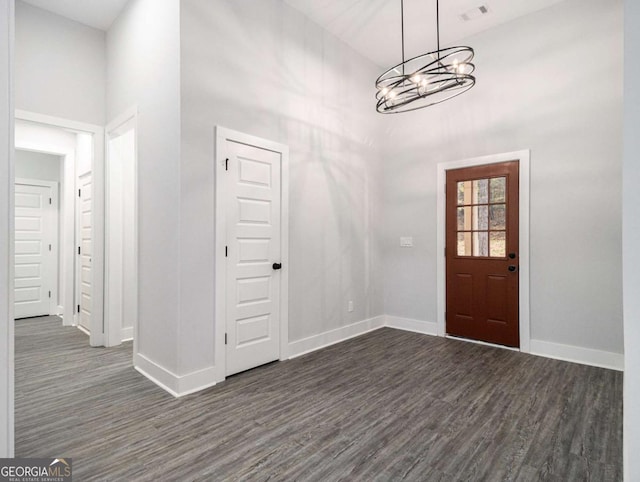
179, 0, 385, 374
15, 1, 105, 125
106, 0, 182, 373
623, 0, 640, 478
381, 0, 624, 355
15, 149, 61, 182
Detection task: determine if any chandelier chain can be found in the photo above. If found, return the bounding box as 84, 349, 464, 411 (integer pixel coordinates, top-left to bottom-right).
436, 0, 440, 54
401, 0, 405, 74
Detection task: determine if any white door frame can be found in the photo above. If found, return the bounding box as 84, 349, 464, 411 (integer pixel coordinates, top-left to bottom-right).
14, 178, 59, 317
0, 0, 14, 458
436, 149, 531, 353
105, 106, 138, 348
214, 126, 289, 382
15, 110, 105, 347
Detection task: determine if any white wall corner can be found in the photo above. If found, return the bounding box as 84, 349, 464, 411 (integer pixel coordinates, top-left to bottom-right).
287, 315, 386, 359
385, 315, 439, 336
529, 339, 624, 372
134, 353, 217, 398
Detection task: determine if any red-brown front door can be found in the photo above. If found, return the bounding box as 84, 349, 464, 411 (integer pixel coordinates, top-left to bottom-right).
446, 161, 519, 347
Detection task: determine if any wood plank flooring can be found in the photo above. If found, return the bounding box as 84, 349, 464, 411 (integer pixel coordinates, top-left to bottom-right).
15, 316, 622, 481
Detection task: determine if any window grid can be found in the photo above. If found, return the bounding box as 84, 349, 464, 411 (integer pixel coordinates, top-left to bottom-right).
456, 177, 507, 258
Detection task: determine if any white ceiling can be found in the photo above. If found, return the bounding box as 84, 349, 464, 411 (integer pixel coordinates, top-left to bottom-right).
21, 0, 129, 31
19, 0, 567, 63
283, 0, 567, 68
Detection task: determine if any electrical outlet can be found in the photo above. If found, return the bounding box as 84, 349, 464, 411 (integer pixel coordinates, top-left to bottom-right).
348, 300, 354, 312
400, 237, 414, 247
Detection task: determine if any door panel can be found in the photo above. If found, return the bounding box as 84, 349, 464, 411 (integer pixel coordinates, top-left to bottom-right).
446, 161, 519, 347
78, 173, 92, 332
14, 183, 53, 319
225, 141, 281, 376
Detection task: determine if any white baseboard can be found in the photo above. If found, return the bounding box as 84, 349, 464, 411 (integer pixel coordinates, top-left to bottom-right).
121, 327, 133, 342
76, 325, 90, 337
288, 315, 386, 359
529, 339, 623, 371
385, 315, 438, 336
131, 316, 623, 399
134, 353, 218, 398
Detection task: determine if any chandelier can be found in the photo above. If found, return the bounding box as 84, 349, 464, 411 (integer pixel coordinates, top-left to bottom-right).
375, 0, 476, 114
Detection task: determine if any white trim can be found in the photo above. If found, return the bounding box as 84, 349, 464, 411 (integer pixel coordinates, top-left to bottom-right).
121, 327, 133, 342
76, 324, 90, 337
436, 150, 531, 352
134, 316, 624, 397
288, 316, 386, 359
385, 315, 438, 336
15, 110, 102, 134
214, 126, 290, 382
105, 107, 138, 350
530, 339, 623, 371
134, 353, 218, 398
0, 0, 14, 457
106, 106, 138, 135
135, 353, 179, 397
14, 178, 59, 317
15, 110, 105, 347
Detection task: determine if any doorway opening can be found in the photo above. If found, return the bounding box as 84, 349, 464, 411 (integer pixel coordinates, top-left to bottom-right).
105, 108, 138, 348
436, 150, 531, 352
14, 111, 105, 347
214, 126, 290, 382
445, 161, 519, 347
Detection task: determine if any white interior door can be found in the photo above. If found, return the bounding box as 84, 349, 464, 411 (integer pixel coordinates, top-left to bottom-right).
14, 182, 55, 319
77, 172, 92, 332
225, 140, 282, 376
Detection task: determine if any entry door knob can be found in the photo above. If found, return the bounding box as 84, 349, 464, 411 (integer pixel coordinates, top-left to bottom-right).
508, 265, 518, 272
272, 263, 282, 270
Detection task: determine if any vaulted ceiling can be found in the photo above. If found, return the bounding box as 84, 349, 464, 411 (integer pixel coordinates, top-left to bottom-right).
283, 0, 568, 67
20, 0, 568, 67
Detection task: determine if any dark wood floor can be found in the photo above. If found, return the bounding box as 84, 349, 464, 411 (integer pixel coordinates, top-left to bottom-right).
15, 316, 622, 481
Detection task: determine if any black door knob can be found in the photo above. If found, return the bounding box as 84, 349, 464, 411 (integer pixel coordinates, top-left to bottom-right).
508, 252, 517, 259
272, 263, 282, 270
508, 265, 517, 272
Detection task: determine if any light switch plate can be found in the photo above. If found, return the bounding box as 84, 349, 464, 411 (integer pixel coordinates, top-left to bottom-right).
400, 237, 414, 247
